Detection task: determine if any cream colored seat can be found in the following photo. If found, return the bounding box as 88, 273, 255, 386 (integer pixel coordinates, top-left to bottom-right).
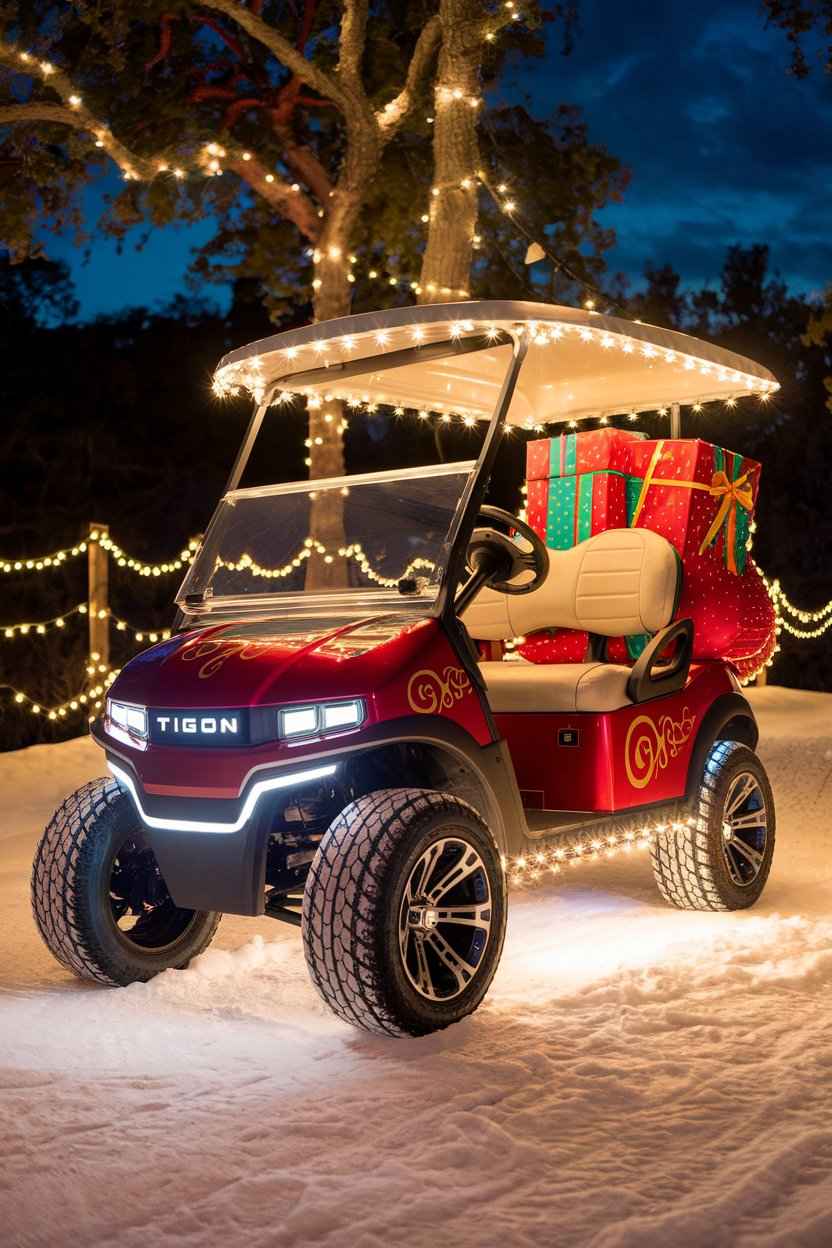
463, 528, 681, 714
480, 659, 633, 713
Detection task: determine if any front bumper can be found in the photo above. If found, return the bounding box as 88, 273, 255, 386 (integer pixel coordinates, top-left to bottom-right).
100, 741, 341, 916
108, 759, 337, 835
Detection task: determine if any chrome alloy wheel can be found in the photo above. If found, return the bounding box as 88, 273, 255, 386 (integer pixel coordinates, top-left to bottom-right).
398, 837, 493, 1002
719, 770, 769, 887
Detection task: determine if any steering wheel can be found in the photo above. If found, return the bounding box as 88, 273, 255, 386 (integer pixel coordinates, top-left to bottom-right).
465, 505, 549, 596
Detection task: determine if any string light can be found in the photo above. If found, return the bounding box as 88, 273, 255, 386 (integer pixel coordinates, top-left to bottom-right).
765, 576, 832, 632
213, 318, 779, 415
505, 817, 693, 887
0, 532, 200, 578
0, 540, 86, 574
1, 671, 118, 721
2, 602, 86, 639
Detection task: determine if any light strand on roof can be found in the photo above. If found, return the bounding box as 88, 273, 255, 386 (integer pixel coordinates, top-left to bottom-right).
212, 317, 779, 415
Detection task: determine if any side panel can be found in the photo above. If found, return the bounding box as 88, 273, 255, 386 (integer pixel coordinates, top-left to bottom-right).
495, 663, 737, 814
493, 711, 614, 811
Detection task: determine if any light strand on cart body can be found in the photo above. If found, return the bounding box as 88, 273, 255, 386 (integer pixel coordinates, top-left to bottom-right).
212, 318, 779, 416
503, 816, 697, 887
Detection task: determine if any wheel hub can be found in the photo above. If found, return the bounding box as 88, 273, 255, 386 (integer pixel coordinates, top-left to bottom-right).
720, 770, 768, 888
398, 837, 492, 1002
407, 904, 440, 932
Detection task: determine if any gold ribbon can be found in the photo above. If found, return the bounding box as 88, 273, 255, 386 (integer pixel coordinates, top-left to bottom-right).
696, 469, 754, 574
630, 440, 753, 574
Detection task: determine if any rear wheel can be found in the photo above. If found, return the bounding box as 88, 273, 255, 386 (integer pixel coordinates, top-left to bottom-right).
302, 788, 507, 1037
651, 741, 775, 911
32, 778, 221, 985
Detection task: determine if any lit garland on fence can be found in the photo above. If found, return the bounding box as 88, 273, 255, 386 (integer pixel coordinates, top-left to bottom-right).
2, 670, 117, 720
216, 539, 436, 589
2, 602, 86, 639
93, 530, 200, 577
1, 532, 199, 579
766, 577, 832, 639
2, 601, 171, 645
0, 540, 87, 574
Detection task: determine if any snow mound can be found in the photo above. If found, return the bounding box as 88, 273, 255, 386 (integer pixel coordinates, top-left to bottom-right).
2, 687, 832, 1247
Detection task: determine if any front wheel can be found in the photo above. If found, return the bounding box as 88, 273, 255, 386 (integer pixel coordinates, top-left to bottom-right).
651, 741, 775, 911
302, 789, 507, 1037
32, 778, 221, 985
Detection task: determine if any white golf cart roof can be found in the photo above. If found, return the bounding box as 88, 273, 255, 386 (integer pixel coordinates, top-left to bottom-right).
213, 300, 779, 427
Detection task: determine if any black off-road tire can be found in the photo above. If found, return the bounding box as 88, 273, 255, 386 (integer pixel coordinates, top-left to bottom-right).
651, 741, 775, 912
302, 788, 507, 1037
32, 777, 221, 986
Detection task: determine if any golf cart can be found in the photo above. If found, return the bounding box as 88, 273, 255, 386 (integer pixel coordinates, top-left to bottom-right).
32, 301, 778, 1037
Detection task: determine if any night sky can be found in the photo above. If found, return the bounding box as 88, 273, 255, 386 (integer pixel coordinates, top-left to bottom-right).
46, 0, 832, 318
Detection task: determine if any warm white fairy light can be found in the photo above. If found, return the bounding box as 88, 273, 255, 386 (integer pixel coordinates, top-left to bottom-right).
2, 602, 87, 639
506, 817, 690, 887
2, 671, 118, 721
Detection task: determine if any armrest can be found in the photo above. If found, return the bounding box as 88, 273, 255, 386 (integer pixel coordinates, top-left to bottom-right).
626, 619, 694, 704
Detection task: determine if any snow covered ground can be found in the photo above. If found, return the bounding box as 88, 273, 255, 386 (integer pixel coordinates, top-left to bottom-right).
2, 687, 832, 1247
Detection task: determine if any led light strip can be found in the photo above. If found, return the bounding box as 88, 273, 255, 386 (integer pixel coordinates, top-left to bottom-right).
108, 760, 338, 834
504, 817, 695, 887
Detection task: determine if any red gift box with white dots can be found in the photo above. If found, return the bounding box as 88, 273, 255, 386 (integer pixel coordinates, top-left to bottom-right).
519, 431, 776, 680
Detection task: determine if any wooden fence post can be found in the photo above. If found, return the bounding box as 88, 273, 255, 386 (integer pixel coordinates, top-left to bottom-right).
88, 522, 110, 672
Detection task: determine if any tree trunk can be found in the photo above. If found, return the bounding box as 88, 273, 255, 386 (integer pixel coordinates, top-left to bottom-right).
305, 179, 371, 590
418, 0, 484, 304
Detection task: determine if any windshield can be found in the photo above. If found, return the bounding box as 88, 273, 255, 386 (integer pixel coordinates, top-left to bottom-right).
177, 461, 476, 627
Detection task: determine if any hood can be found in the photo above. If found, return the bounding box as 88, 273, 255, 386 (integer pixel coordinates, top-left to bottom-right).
108, 612, 438, 710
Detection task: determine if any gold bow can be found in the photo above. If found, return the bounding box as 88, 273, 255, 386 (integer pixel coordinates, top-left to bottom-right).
697, 470, 754, 573
630, 440, 754, 575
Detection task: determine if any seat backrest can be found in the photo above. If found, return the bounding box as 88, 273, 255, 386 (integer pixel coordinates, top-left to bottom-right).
463, 527, 680, 641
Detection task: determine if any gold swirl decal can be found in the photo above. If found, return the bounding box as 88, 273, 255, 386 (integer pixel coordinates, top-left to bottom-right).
624, 707, 696, 790
407, 665, 472, 715
178, 638, 271, 679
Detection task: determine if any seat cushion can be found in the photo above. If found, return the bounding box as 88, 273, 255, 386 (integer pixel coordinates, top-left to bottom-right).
480, 660, 632, 714
464, 527, 680, 642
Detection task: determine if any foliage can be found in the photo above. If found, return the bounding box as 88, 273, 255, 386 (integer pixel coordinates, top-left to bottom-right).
0, 2, 623, 319
762, 0, 832, 76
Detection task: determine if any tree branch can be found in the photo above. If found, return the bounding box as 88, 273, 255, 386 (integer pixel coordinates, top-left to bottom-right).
198, 0, 350, 113
270, 121, 333, 202
376, 15, 441, 135
228, 151, 321, 240
0, 41, 323, 238
145, 14, 176, 73
337, 0, 368, 85
0, 45, 159, 180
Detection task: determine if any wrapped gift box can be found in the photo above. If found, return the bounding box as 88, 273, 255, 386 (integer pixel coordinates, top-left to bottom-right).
625, 438, 760, 576
519, 429, 775, 680
525, 428, 645, 551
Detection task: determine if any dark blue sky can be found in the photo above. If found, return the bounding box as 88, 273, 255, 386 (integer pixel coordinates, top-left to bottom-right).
48, 0, 832, 318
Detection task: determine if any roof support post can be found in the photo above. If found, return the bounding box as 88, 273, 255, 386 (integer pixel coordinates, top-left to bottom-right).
670, 401, 681, 439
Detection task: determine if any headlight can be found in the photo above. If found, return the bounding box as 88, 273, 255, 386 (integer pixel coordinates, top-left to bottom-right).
106, 699, 148, 747
278, 699, 364, 740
